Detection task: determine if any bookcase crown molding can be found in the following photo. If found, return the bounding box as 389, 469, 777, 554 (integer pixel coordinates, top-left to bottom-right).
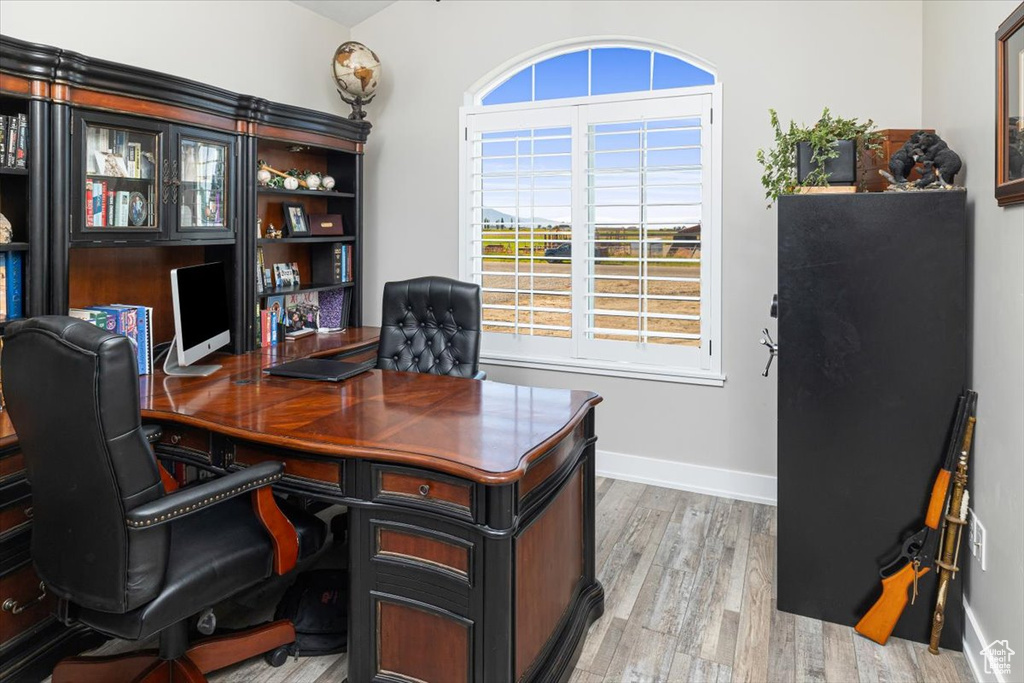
0, 34, 371, 146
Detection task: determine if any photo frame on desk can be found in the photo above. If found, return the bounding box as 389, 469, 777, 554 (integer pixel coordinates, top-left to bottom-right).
281, 202, 310, 237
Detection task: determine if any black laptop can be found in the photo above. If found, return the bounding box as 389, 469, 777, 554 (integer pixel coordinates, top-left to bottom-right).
265, 358, 374, 382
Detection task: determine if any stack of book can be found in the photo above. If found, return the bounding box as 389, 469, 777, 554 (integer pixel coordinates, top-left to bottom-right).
69, 304, 154, 375
0, 251, 24, 322
0, 114, 28, 169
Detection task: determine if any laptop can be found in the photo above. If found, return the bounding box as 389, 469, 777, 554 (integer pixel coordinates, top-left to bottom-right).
264, 358, 375, 382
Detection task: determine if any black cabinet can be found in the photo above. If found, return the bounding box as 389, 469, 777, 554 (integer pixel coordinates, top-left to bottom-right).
71, 111, 236, 244
775, 192, 967, 650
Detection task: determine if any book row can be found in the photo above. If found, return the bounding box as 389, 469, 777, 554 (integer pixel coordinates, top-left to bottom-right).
0, 252, 24, 321
69, 304, 154, 376
0, 113, 28, 169
85, 180, 154, 228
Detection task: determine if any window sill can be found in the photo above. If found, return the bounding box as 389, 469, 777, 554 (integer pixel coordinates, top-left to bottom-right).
480, 353, 726, 387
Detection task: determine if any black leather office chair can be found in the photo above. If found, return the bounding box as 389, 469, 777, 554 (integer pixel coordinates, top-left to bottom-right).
376, 276, 485, 379
0, 317, 325, 683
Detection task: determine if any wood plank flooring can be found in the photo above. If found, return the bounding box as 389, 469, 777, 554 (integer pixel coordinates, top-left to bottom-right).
50, 478, 973, 682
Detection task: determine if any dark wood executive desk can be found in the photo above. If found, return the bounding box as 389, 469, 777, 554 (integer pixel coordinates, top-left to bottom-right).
1, 328, 605, 683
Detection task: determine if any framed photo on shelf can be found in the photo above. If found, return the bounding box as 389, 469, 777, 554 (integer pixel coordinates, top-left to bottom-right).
273, 263, 294, 288
281, 202, 310, 237
290, 262, 301, 285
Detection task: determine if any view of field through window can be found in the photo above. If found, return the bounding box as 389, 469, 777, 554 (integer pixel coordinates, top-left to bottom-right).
469, 118, 702, 347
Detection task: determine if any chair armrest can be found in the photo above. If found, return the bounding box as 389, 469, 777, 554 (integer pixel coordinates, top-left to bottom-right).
141, 424, 163, 444
126, 462, 284, 529
473, 370, 487, 380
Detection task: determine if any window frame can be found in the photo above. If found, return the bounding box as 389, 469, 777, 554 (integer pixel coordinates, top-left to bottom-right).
460, 75, 724, 387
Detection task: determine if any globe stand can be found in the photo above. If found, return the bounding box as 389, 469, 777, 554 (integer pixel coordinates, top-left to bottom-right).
337, 91, 375, 121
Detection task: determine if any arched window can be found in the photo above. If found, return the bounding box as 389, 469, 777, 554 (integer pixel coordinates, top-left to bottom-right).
481, 46, 715, 105
460, 42, 723, 384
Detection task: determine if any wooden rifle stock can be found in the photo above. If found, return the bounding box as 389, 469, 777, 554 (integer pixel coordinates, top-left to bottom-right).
855, 562, 930, 645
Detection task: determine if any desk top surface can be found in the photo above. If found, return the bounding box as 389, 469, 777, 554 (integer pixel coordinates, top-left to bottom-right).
2, 327, 601, 484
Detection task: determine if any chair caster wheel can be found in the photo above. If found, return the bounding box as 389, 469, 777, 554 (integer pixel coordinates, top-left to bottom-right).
265, 646, 290, 667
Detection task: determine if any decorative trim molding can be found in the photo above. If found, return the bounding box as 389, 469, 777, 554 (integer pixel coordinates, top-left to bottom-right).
596, 449, 776, 505
962, 600, 1004, 683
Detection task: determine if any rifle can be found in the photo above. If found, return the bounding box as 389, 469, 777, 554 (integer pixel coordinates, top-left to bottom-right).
854, 390, 978, 645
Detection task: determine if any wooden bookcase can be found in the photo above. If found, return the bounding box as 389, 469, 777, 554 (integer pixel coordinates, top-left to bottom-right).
0, 33, 371, 678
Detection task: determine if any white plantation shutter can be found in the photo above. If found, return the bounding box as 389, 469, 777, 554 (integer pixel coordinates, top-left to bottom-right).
462, 89, 720, 378
466, 106, 576, 359
577, 95, 713, 369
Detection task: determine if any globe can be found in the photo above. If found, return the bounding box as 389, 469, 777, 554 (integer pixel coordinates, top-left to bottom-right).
332, 41, 381, 100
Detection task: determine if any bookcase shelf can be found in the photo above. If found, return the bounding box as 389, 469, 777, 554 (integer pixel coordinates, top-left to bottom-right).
257, 187, 355, 199
0, 167, 27, 176
258, 236, 354, 245
258, 281, 354, 298
0, 242, 29, 252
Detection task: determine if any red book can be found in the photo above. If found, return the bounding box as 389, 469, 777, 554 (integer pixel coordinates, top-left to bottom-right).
85, 183, 93, 226
101, 181, 108, 226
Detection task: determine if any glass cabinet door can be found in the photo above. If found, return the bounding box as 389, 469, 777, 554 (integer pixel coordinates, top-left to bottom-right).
172, 127, 235, 237
81, 120, 161, 233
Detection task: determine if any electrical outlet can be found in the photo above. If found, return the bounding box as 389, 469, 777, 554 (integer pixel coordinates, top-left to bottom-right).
969, 507, 987, 571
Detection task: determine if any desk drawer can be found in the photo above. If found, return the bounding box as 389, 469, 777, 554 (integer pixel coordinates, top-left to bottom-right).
156, 425, 211, 461
0, 452, 26, 484
0, 563, 54, 650
373, 521, 473, 582
373, 466, 474, 520
0, 483, 33, 542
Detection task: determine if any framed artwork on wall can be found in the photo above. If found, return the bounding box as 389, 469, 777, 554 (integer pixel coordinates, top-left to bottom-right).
996, 2, 1024, 206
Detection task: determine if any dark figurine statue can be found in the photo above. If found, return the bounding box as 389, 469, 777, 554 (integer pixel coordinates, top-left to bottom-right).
879, 130, 963, 190
885, 131, 924, 185
913, 132, 962, 188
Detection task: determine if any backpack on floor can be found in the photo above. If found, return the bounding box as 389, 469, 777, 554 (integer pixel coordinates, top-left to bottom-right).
272, 568, 348, 657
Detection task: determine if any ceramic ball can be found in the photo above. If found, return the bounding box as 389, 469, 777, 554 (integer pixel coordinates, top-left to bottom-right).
256, 169, 272, 185
283, 176, 299, 191
321, 175, 336, 190
305, 174, 321, 191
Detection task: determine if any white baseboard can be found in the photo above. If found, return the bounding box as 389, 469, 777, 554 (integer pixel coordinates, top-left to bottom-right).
596, 449, 777, 505
963, 600, 1006, 683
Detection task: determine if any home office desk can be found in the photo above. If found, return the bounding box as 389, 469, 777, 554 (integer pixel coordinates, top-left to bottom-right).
1, 329, 605, 683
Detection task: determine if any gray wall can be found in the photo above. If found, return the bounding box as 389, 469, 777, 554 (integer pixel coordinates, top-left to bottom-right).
351, 0, 925, 483
923, 0, 1024, 672
0, 0, 350, 114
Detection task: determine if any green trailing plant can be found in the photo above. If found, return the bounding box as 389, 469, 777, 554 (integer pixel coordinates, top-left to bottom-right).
756, 107, 882, 207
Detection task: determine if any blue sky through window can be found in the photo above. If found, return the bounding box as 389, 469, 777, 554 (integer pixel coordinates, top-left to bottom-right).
480, 47, 713, 105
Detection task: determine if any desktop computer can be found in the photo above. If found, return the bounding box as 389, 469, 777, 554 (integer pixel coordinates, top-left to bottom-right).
164, 262, 231, 377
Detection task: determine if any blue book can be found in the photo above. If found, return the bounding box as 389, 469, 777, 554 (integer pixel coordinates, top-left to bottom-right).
114, 303, 150, 375
3, 252, 23, 320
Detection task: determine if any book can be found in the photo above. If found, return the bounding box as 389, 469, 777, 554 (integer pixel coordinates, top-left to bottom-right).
69, 308, 108, 329
113, 304, 151, 375
5, 115, 17, 168
0, 116, 6, 168
85, 182, 94, 226
116, 191, 130, 227
92, 181, 103, 227
14, 114, 27, 169
86, 305, 124, 334
0, 261, 7, 319
3, 252, 23, 320
107, 190, 115, 226
311, 244, 344, 284
127, 142, 141, 178
256, 247, 265, 294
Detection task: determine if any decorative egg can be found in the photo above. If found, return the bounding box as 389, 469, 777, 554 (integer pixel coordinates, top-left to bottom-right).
256, 168, 272, 185
283, 176, 299, 191
305, 174, 321, 191
321, 175, 336, 191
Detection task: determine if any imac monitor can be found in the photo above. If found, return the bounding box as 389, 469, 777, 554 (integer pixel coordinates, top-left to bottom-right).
166, 262, 231, 376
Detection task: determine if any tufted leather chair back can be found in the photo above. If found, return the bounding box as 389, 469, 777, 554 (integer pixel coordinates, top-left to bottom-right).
1, 316, 169, 614
377, 277, 482, 378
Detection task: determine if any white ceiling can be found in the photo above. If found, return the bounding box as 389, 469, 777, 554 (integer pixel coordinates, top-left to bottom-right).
291, 1, 398, 28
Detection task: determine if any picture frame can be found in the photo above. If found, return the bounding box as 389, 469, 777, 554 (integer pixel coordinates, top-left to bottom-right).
281, 202, 310, 237
290, 262, 301, 285
996, 2, 1024, 206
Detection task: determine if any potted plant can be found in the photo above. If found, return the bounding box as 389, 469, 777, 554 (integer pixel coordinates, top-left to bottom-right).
756, 107, 882, 207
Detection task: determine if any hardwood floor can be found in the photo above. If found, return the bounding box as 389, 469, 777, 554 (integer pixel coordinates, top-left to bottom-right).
50, 478, 974, 682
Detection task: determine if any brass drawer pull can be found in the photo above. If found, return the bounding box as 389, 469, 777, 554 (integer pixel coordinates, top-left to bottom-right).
24, 507, 33, 519
418, 484, 430, 496
3, 582, 46, 615
170, 434, 182, 445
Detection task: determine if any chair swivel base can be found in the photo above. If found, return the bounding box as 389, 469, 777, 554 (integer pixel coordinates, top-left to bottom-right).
51, 619, 295, 683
